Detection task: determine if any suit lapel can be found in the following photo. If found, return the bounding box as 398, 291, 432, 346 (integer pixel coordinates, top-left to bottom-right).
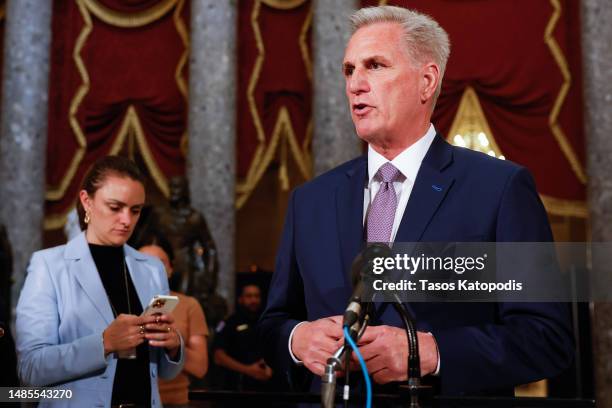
66, 233, 114, 325
336, 156, 367, 287
396, 134, 455, 242
377, 135, 455, 324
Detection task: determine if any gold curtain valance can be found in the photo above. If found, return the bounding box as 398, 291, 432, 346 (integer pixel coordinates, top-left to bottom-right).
261, 0, 308, 10
81, 0, 177, 27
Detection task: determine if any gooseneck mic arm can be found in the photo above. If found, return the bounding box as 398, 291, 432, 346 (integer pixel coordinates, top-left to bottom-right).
392, 293, 427, 408
391, 295, 420, 379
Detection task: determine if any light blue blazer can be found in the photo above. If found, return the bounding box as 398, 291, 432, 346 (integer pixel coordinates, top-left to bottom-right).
16, 232, 184, 408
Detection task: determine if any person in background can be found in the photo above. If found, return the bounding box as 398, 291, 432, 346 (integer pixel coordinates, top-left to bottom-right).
140, 241, 209, 407
16, 156, 183, 407
0, 298, 18, 387
213, 284, 273, 390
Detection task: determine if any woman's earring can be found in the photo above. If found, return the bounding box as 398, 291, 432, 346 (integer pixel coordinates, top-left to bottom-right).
84, 210, 91, 224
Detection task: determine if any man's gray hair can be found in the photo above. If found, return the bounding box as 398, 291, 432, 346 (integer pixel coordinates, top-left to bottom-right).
350, 6, 450, 99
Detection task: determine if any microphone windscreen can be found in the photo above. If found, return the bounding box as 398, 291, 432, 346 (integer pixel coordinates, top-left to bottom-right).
350, 243, 392, 287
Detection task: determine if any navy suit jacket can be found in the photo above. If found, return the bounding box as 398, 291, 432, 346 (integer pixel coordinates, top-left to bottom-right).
259, 135, 574, 395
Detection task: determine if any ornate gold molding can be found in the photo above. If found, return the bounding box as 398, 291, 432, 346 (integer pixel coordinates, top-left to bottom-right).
448, 86, 504, 158
261, 0, 308, 10
540, 194, 588, 218
299, 4, 313, 81
237, 0, 313, 208
46, 0, 92, 201
299, 5, 313, 173
81, 0, 177, 28
240, 0, 266, 193
172, 0, 189, 157
173, 0, 188, 98
545, 0, 586, 184
44, 205, 74, 230
113, 105, 170, 197
515, 380, 548, 398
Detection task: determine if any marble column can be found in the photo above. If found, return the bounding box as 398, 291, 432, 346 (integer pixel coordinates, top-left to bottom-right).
312, 0, 361, 176
583, 0, 612, 406
188, 0, 237, 309
0, 0, 52, 313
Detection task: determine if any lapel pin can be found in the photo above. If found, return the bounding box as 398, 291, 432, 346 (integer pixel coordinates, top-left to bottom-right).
432, 185, 443, 192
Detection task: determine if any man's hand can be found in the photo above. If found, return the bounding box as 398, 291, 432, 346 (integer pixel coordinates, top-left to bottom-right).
291, 315, 343, 376
103, 314, 153, 355
356, 326, 438, 384
245, 359, 273, 381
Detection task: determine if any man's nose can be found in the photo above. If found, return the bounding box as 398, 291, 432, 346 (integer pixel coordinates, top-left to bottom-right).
348, 68, 369, 94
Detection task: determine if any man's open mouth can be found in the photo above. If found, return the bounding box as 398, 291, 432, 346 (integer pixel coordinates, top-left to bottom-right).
353, 103, 372, 114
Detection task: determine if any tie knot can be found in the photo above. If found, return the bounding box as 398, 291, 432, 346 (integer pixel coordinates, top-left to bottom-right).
376, 162, 401, 183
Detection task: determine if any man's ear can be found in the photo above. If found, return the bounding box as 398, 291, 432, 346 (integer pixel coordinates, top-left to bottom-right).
420, 62, 440, 103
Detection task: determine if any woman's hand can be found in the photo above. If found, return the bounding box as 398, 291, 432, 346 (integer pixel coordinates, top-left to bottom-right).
103, 314, 152, 355
144, 313, 181, 358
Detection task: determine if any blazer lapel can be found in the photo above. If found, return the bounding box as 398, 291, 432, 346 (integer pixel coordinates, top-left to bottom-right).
336, 156, 368, 288
125, 249, 151, 311
66, 233, 114, 325
396, 134, 455, 242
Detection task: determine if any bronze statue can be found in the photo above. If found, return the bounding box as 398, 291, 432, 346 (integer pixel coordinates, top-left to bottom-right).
150, 176, 227, 327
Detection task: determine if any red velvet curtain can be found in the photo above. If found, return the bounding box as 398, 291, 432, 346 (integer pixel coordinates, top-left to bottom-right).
44, 0, 585, 226
362, 0, 585, 209
236, 0, 313, 208
45, 0, 188, 228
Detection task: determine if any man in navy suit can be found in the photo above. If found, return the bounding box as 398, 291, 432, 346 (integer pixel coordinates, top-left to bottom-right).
259, 5, 573, 395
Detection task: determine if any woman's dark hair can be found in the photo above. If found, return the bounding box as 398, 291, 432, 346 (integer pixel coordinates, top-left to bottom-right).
76, 156, 145, 230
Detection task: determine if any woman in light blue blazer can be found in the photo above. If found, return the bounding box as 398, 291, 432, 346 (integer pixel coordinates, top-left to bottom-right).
16, 156, 184, 408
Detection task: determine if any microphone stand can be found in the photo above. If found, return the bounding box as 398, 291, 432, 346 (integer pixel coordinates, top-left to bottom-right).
321, 310, 370, 408
321, 300, 432, 408
323, 243, 427, 407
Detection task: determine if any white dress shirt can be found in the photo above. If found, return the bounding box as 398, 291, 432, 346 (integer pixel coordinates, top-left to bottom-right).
364, 124, 436, 241
289, 124, 440, 375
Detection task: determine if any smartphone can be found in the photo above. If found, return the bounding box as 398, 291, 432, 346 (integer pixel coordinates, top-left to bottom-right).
141, 295, 179, 316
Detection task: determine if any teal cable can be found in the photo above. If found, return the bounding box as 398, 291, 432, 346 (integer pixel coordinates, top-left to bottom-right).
343, 325, 372, 408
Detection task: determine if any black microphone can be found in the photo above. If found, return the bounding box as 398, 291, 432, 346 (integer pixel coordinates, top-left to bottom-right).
343, 243, 391, 331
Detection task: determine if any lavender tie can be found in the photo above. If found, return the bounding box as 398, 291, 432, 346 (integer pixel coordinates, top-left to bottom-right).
367, 162, 401, 243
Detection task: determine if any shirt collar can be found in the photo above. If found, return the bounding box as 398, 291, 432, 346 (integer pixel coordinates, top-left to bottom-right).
367, 123, 437, 186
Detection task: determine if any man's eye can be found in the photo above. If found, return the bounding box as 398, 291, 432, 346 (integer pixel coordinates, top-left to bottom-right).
344, 67, 354, 76
370, 62, 382, 69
